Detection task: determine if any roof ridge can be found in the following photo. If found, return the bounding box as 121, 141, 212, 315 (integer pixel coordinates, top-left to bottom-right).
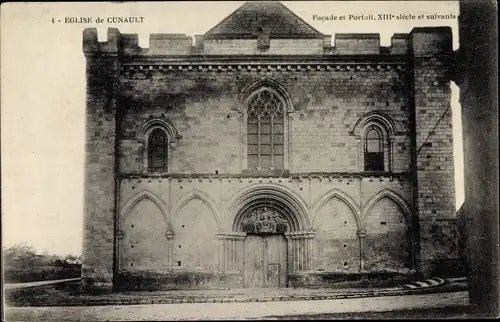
275, 1, 324, 36
204, 1, 325, 38
204, 2, 249, 36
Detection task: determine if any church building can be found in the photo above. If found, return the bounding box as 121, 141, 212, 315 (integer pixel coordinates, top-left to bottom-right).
82, 1, 458, 290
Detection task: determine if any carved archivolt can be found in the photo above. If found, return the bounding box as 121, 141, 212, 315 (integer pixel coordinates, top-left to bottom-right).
351, 111, 398, 139
240, 206, 290, 233
136, 118, 181, 146
227, 183, 311, 232
362, 188, 411, 224
237, 76, 295, 113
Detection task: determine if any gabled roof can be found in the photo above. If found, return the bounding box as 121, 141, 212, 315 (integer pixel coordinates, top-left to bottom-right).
204, 1, 325, 39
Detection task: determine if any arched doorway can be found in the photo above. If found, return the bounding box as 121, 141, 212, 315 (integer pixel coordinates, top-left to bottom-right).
238, 203, 289, 288
226, 186, 313, 288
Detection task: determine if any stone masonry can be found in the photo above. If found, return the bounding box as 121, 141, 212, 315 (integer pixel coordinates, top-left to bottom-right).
82, 1, 458, 291
455, 0, 499, 316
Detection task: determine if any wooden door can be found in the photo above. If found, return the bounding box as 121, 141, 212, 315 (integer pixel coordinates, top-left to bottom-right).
265, 234, 287, 288
243, 235, 265, 288
243, 234, 287, 288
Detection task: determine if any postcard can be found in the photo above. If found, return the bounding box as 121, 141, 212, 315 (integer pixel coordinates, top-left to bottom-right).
1, 1, 498, 320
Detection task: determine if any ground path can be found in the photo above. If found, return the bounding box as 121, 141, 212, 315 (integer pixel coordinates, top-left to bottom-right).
4, 278, 81, 290
5, 291, 469, 321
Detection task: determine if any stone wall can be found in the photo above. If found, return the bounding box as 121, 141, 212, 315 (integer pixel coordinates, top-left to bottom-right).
114, 176, 413, 289
81, 29, 120, 291
457, 0, 499, 316
82, 26, 458, 290
410, 27, 458, 273
203, 38, 326, 55
117, 64, 411, 174
313, 197, 360, 273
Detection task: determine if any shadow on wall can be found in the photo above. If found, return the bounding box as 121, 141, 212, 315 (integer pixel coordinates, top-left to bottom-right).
454, 204, 470, 276
425, 207, 468, 278
113, 270, 240, 291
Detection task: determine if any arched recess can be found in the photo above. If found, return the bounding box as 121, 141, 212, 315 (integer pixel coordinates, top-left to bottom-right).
351, 112, 398, 172
136, 118, 181, 145
120, 190, 171, 226
136, 118, 181, 173
362, 189, 411, 223
362, 189, 413, 272
224, 183, 313, 285
172, 190, 221, 230
351, 111, 397, 138
172, 190, 220, 271
226, 183, 310, 232
312, 195, 361, 272
311, 189, 362, 229
119, 190, 172, 271
236, 77, 294, 171
237, 76, 295, 113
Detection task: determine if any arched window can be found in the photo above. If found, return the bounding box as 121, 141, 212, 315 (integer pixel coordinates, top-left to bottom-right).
148, 129, 168, 173
364, 126, 384, 171
247, 89, 284, 170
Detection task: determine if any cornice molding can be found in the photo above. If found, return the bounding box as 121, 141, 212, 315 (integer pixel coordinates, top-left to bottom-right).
120, 62, 407, 73
118, 171, 410, 182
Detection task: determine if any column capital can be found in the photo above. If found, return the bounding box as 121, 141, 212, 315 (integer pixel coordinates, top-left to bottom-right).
217, 234, 228, 240
116, 229, 125, 240
217, 232, 247, 240
305, 231, 316, 239
285, 231, 316, 239
165, 231, 175, 240
357, 229, 367, 238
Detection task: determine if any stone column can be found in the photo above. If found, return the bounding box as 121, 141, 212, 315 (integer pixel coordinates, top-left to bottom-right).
389, 137, 395, 172
298, 237, 304, 270
218, 232, 246, 273
217, 234, 226, 272
287, 231, 315, 272
357, 229, 367, 272
115, 229, 124, 271
165, 231, 175, 271
238, 235, 244, 273
230, 238, 234, 272
138, 144, 145, 173
233, 233, 246, 274
302, 236, 307, 270
305, 232, 315, 270
82, 28, 120, 291
298, 233, 305, 270
285, 232, 295, 272
356, 137, 362, 172
225, 236, 230, 271
295, 238, 299, 270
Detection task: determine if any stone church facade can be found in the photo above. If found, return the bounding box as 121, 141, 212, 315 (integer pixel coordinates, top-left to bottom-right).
82, 1, 458, 290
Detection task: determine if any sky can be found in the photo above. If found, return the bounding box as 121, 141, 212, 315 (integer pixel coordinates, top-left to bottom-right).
1, 1, 463, 257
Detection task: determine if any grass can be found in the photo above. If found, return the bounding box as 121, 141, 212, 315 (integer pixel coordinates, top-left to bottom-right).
4, 267, 81, 283
4, 277, 468, 308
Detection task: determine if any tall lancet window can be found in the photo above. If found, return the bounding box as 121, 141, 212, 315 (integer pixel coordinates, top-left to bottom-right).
148, 128, 168, 173
247, 89, 284, 170
364, 126, 384, 171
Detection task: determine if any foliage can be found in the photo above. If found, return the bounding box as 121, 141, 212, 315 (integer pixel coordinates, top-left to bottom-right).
3, 243, 82, 283
115, 270, 222, 291
4, 266, 82, 283
4, 243, 39, 269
